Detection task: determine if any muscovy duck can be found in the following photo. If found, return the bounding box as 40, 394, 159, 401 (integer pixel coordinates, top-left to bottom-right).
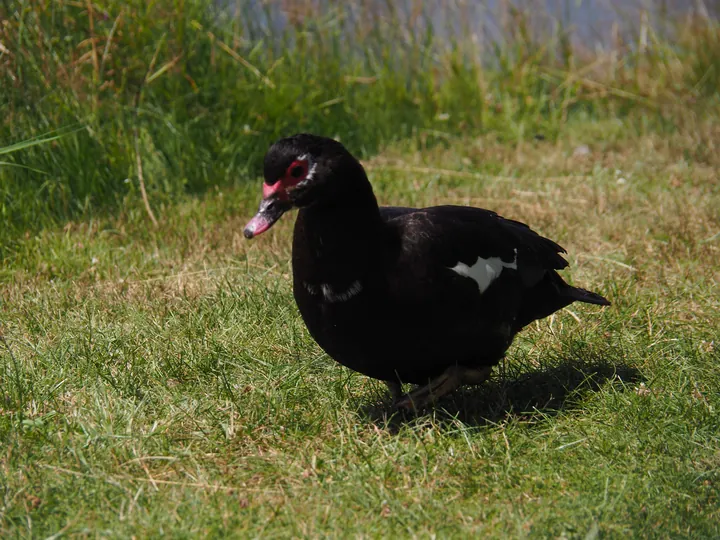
243, 133, 610, 410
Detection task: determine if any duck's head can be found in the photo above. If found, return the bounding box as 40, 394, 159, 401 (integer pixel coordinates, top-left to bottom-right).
243, 133, 368, 239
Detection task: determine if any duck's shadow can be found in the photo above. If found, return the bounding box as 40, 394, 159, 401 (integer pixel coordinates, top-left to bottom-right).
357, 356, 643, 430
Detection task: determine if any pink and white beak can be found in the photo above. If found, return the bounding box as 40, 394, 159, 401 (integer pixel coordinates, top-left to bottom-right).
243, 182, 293, 239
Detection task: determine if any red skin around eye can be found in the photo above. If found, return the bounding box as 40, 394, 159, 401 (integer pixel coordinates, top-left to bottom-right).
263, 180, 287, 199
263, 159, 308, 200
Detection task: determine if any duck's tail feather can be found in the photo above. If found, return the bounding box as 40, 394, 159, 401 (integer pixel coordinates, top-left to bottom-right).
514, 273, 611, 331
566, 286, 611, 306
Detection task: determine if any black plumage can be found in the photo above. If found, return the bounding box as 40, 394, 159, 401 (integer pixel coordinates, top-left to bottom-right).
244, 133, 610, 410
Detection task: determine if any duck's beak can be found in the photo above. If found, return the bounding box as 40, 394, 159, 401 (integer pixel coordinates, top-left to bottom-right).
243, 195, 292, 239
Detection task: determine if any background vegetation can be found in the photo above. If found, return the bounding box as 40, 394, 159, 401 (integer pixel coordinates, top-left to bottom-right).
2, 0, 719, 257
1, 0, 719, 536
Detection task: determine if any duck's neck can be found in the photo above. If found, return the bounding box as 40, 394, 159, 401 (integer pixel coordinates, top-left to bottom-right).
292, 184, 384, 285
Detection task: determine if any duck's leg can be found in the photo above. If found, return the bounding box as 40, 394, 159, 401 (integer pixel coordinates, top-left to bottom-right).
460, 365, 493, 385
394, 366, 462, 411
385, 380, 403, 402
394, 365, 492, 411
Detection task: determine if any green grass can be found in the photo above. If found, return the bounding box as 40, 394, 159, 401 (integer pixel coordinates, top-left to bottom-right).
1, 119, 719, 536
2, 0, 720, 536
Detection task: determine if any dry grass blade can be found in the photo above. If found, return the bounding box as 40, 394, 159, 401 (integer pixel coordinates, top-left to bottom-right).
202, 26, 276, 89
42, 465, 282, 494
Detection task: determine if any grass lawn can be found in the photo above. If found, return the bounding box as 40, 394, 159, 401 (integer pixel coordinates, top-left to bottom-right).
1, 121, 718, 537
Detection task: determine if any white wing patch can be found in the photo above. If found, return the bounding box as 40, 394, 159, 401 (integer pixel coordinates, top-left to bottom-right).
449, 248, 518, 294
304, 280, 363, 303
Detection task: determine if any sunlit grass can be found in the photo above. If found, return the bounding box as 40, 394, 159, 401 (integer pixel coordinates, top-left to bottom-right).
1, 0, 719, 536
1, 120, 719, 536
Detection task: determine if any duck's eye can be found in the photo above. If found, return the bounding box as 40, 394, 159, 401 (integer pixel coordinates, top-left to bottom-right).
286, 159, 309, 181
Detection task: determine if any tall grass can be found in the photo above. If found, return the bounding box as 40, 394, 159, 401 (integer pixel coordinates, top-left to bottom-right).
1, 0, 719, 259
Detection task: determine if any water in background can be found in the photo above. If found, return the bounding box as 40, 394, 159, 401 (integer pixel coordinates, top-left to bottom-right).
218, 0, 718, 51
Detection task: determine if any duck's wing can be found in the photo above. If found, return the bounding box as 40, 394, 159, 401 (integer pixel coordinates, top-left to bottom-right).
379, 206, 418, 221
385, 204, 565, 291
384, 204, 608, 315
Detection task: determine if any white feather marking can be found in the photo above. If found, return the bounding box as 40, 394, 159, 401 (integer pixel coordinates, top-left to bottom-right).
450, 248, 518, 294
295, 153, 317, 187
320, 280, 363, 303
304, 281, 320, 295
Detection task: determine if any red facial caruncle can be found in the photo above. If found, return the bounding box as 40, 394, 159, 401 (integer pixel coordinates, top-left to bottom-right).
243, 155, 312, 239
263, 157, 310, 200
